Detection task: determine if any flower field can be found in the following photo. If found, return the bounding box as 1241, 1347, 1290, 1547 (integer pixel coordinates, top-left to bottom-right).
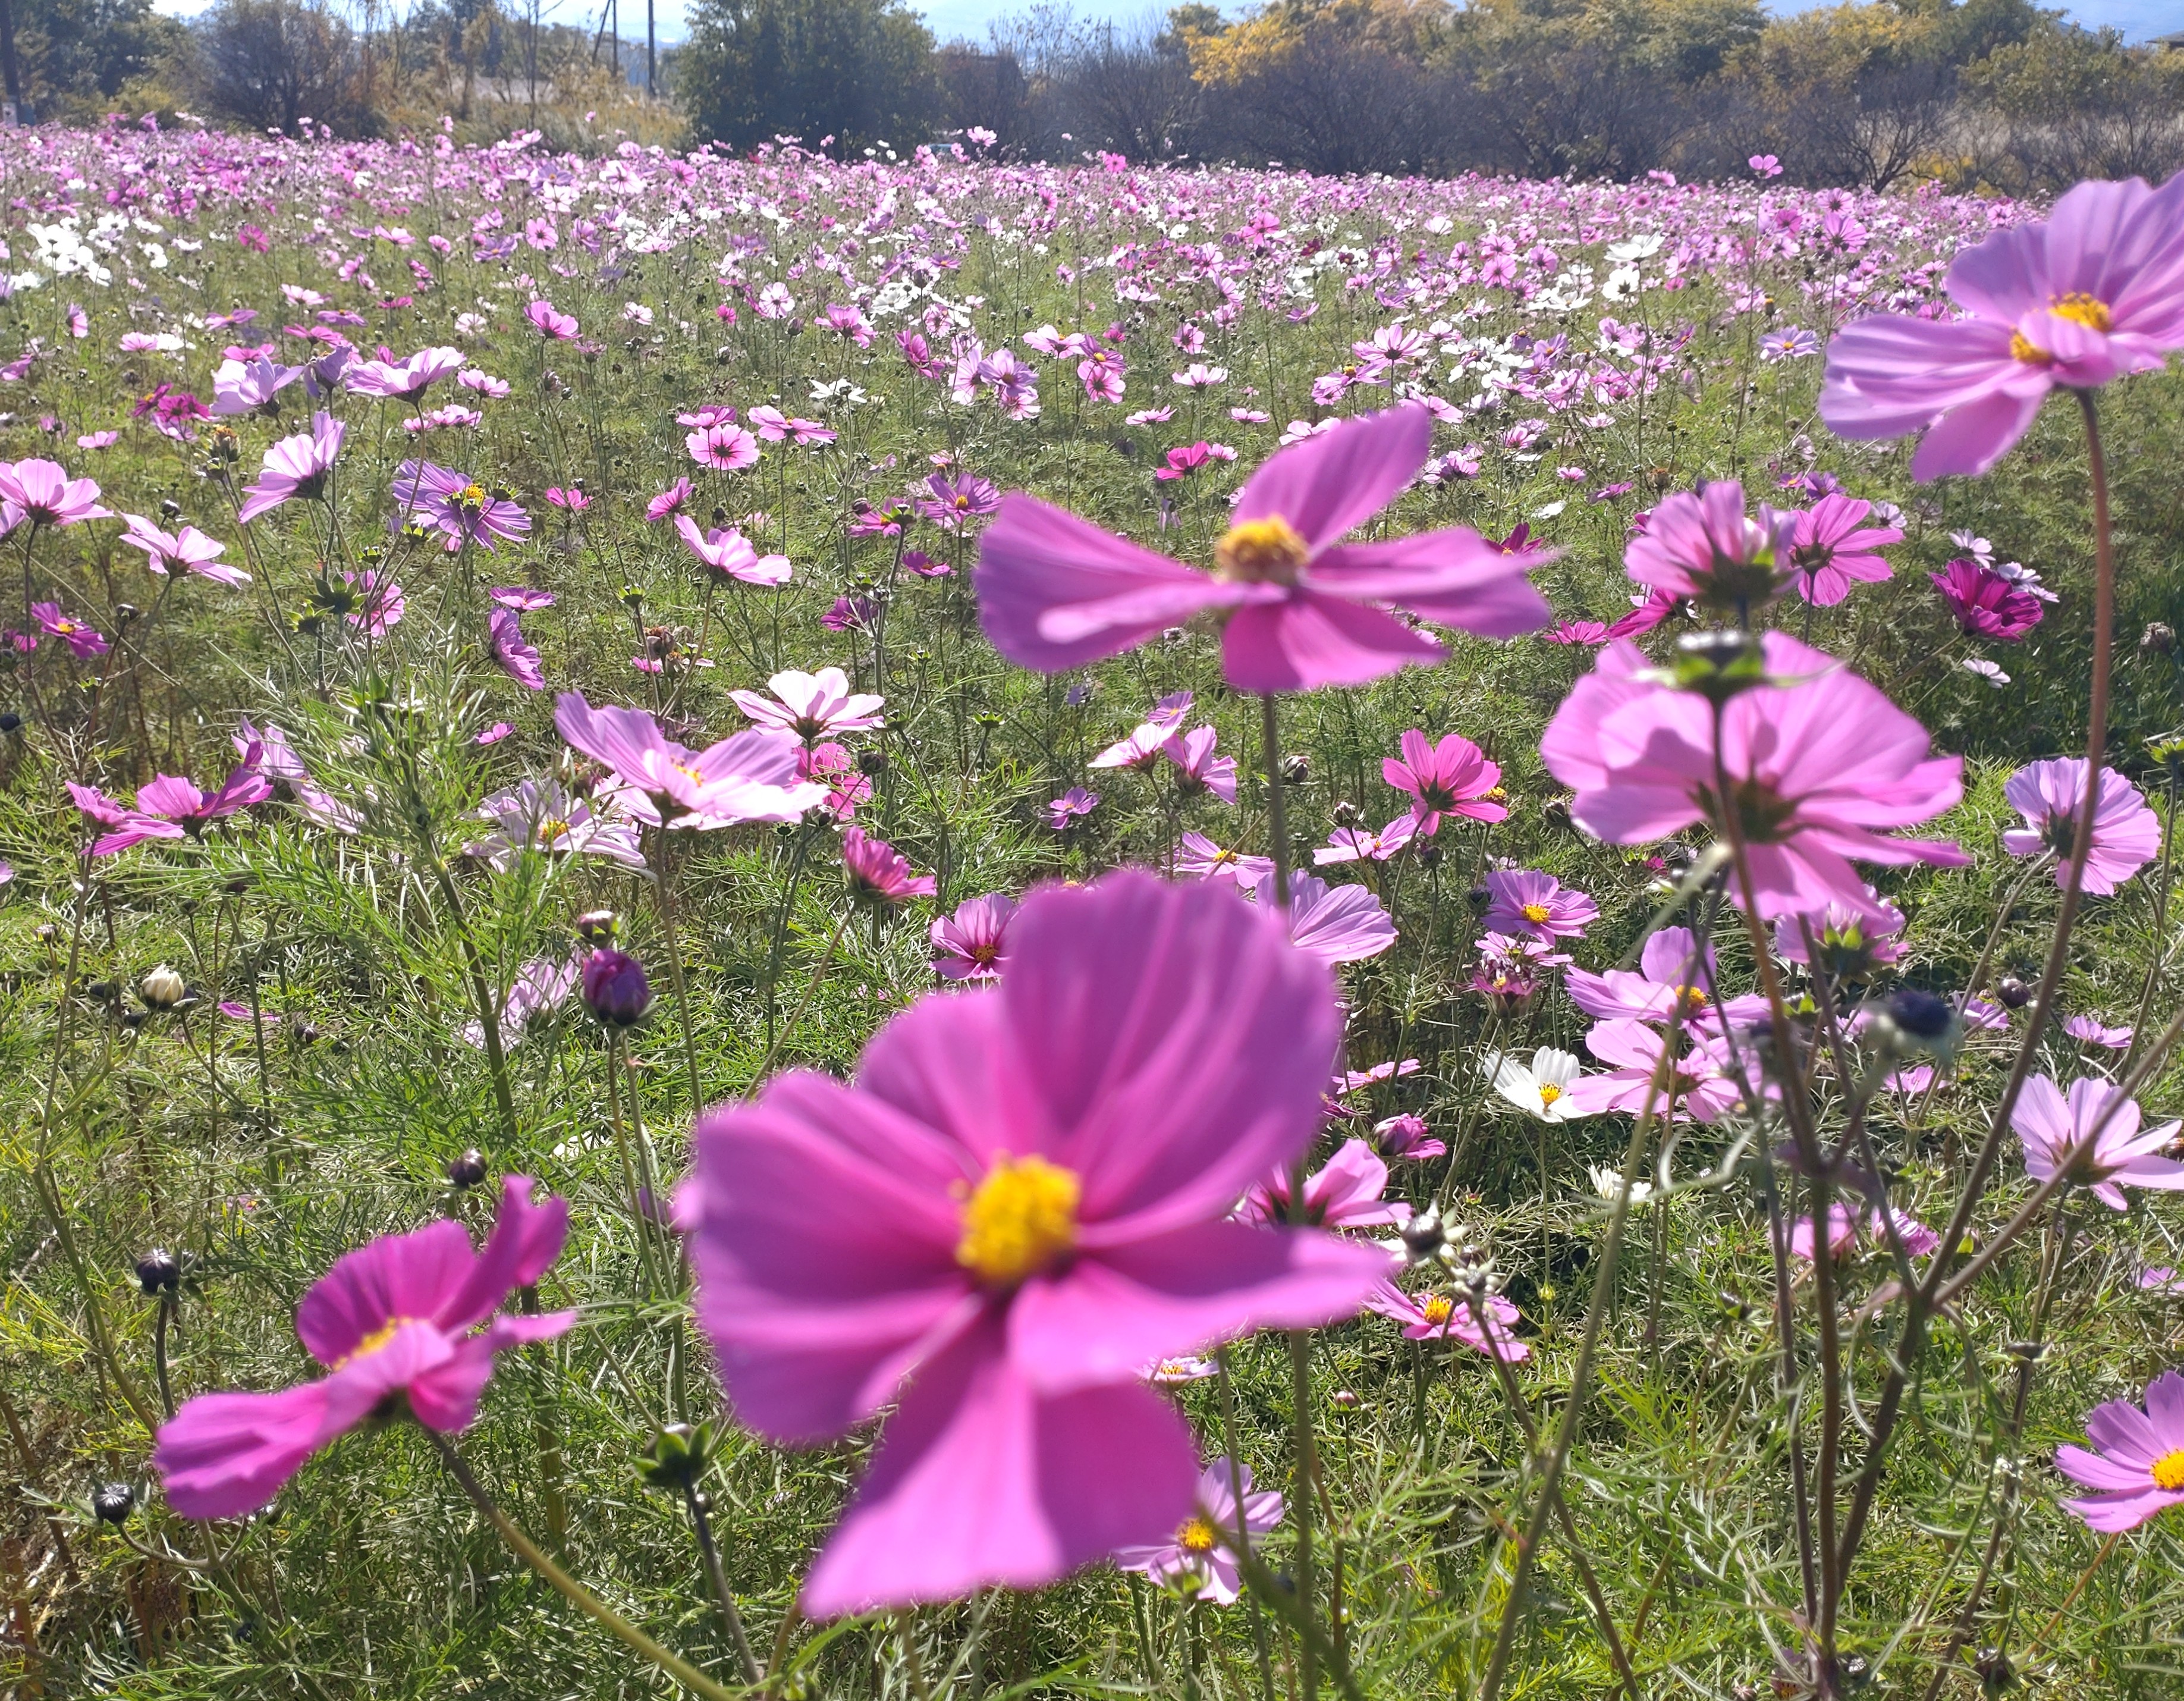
3, 121, 2184, 1700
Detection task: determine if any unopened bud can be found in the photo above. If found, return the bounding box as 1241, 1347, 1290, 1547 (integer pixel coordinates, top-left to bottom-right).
581, 947, 652, 1027
93, 1482, 136, 1524
447, 1148, 488, 1189
139, 964, 187, 1009
135, 1247, 180, 1295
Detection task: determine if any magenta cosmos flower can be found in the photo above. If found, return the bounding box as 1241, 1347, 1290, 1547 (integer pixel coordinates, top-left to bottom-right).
1384, 729, 1504, 833
1114, 1457, 1283, 1603
1821, 175, 2184, 479
2013, 1073, 2184, 1212
1366, 1278, 1528, 1361
1542, 633, 1966, 919
155, 1176, 571, 1518
237, 413, 344, 523
681, 874, 1386, 1614
554, 692, 822, 829
489, 608, 545, 691
841, 826, 937, 903
1482, 870, 1598, 941
730, 667, 884, 742
1240, 1135, 1409, 1231
976, 406, 1553, 693
32, 602, 108, 659
2003, 756, 2160, 895
1624, 481, 1798, 612
120, 515, 248, 586
2056, 1372, 2184, 1532
70, 754, 273, 854
1931, 559, 2044, 641
930, 892, 1017, 981
1046, 787, 1099, 829
0, 457, 111, 531
1789, 493, 1902, 607
526, 300, 579, 340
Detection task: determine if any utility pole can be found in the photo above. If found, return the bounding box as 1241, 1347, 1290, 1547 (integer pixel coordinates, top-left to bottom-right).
646, 0, 653, 98
0, 0, 26, 127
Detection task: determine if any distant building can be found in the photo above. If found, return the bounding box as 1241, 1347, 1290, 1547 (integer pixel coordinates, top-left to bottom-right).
2155, 29, 2184, 51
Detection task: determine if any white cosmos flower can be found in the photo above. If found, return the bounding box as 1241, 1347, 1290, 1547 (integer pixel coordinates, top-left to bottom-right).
1484, 1046, 1586, 1122
1588, 1165, 1658, 1207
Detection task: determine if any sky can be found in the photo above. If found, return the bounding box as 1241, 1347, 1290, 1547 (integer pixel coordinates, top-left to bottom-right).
145, 0, 2174, 61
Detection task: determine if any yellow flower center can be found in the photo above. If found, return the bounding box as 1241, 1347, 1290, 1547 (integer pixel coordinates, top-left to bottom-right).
337, 1316, 420, 1369
2050, 291, 2111, 332
956, 1153, 1080, 1284
1537, 1082, 1562, 1106
540, 817, 571, 843
2153, 1449, 2184, 1492
1214, 516, 1311, 585
2010, 330, 2050, 366
1520, 902, 1553, 924
460, 482, 487, 504
1421, 1294, 1454, 1326
1178, 1515, 1218, 1553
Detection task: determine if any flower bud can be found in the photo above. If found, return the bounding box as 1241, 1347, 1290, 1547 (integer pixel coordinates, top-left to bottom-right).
447, 1148, 488, 1190
573, 908, 620, 943
93, 1482, 136, 1524
1667, 628, 1765, 704
1995, 974, 2031, 1010
2141, 622, 2176, 657
135, 1247, 180, 1295
636, 1420, 718, 1492
139, 964, 187, 1010
581, 947, 652, 1027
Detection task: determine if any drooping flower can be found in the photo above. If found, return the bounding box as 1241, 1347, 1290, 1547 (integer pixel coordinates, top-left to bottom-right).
976, 406, 1553, 693
930, 892, 1017, 981
1541, 633, 1967, 919
488, 607, 545, 691
1481, 870, 1598, 941
648, 478, 694, 521
2012, 1074, 2184, 1212
1483, 1046, 1586, 1121
1930, 559, 2044, 641
236, 414, 344, 523
1365, 1279, 1529, 1361
1821, 175, 2184, 479
554, 692, 822, 830
119, 515, 247, 585
32, 602, 108, 658
2001, 757, 2160, 896
1382, 730, 1504, 834
1114, 1458, 1283, 1603
729, 668, 884, 742
842, 826, 937, 904
0, 457, 110, 530
675, 514, 790, 584
70, 755, 273, 855
1623, 481, 1798, 613
2056, 1372, 2184, 1532
1787, 493, 1902, 607
1772, 894, 1907, 980
154, 1177, 571, 1518
680, 874, 1387, 1614
1241, 1135, 1410, 1231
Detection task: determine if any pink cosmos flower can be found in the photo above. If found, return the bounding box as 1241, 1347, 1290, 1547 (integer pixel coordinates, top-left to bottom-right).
1241, 1135, 1409, 1231
1541, 633, 1967, 919
680, 874, 1387, 1614
648, 479, 695, 521
392, 463, 532, 553
1788, 493, 1902, 607
1482, 869, 1598, 941
345, 345, 464, 402
730, 667, 884, 742
0, 458, 110, 531
687, 423, 761, 472
554, 692, 822, 829
1772, 893, 1907, 977
1560, 1019, 1751, 1123
69, 753, 275, 853
842, 826, 937, 903
1047, 787, 1100, 828
674, 514, 791, 585
1931, 559, 2044, 641
976, 406, 1553, 693
466, 779, 645, 871
1162, 725, 1238, 804
1624, 481, 1798, 612
1787, 1201, 1859, 1261
120, 515, 247, 585
1314, 815, 1418, 865
1566, 925, 1767, 1025
1114, 1458, 1283, 1603
32, 602, 108, 658
1365, 1278, 1528, 1361
237, 414, 344, 523
489, 608, 544, 691
800, 742, 871, 821
1257, 872, 1398, 965
920, 472, 1001, 531
2064, 1015, 2134, 1049
929, 892, 1017, 981
155, 1177, 571, 1518
2057, 1372, 2184, 1533
2013, 1073, 2184, 1213
526, 300, 579, 340
342, 571, 404, 636
2002, 757, 2160, 895
1176, 831, 1272, 886
1383, 729, 1504, 833
1821, 175, 2184, 479
210, 354, 303, 416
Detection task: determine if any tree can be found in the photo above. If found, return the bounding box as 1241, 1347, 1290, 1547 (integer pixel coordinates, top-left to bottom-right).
9, 0, 177, 118
1966, 24, 2184, 192
183, 0, 377, 134
675, 0, 941, 153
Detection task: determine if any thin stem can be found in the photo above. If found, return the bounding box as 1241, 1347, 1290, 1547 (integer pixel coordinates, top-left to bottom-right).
153, 1293, 177, 1420
684, 1483, 762, 1686
1217, 1349, 1278, 1701
649, 829, 707, 1115
430, 860, 521, 1152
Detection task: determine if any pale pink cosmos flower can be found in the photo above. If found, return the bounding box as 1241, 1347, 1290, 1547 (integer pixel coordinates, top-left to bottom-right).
674, 514, 791, 585
1788, 493, 1902, 607
2057, 1372, 2184, 1533
2001, 757, 2160, 896
1314, 815, 1418, 865
1365, 1278, 1528, 1361
680, 874, 1386, 1614
1254, 872, 1398, 965
345, 345, 464, 402
1176, 831, 1272, 886
730, 667, 884, 742
1482, 869, 1598, 941
0, 458, 111, 531
1241, 1135, 1410, 1231
2064, 1015, 2133, 1050
489, 608, 544, 691
977, 406, 1553, 693
1114, 1458, 1282, 1603
68, 752, 275, 853
1822, 175, 2184, 479
237, 413, 344, 523
465, 778, 645, 871
155, 1177, 571, 1518
1542, 633, 1967, 920
1560, 1019, 1751, 1123
120, 515, 247, 585
1624, 481, 1798, 612
2013, 1073, 2184, 1213
1162, 726, 1238, 804
554, 692, 822, 830
1383, 729, 1504, 833
210, 354, 303, 416
929, 892, 1017, 981
1566, 925, 1768, 1026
